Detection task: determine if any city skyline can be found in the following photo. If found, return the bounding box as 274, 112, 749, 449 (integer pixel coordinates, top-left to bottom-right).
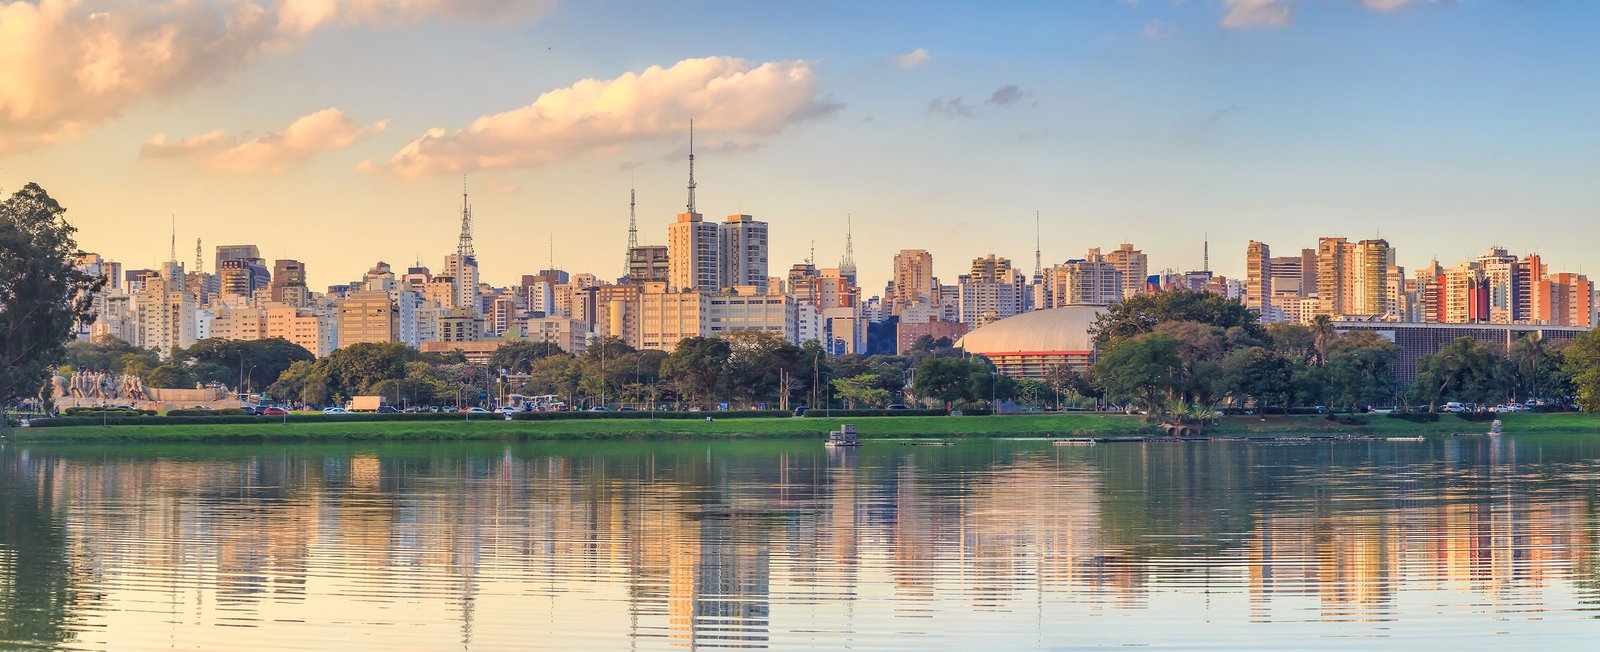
4, 0, 1598, 292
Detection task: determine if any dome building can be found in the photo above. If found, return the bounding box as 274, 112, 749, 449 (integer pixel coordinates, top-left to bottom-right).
955, 306, 1104, 380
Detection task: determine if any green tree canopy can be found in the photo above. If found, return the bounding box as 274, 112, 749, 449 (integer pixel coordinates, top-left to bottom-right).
1089, 288, 1266, 348
1093, 332, 1182, 422
1413, 337, 1509, 410
1, 183, 104, 423
1563, 330, 1600, 413
661, 337, 731, 406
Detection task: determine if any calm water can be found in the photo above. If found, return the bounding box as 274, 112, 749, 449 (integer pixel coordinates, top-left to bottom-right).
5, 437, 1600, 650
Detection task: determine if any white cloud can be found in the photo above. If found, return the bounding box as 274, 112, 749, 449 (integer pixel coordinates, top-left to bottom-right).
142, 108, 387, 173
892, 48, 930, 69
1222, 0, 1292, 29
1362, 0, 1411, 10
0, 0, 548, 155
367, 56, 840, 179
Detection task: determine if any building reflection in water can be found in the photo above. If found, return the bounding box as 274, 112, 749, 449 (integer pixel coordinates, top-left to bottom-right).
4, 437, 1600, 649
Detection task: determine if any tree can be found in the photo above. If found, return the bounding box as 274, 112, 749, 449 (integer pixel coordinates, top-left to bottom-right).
1089, 288, 1266, 348
1093, 332, 1182, 422
1508, 334, 1570, 402
1266, 323, 1318, 365
1322, 332, 1399, 411
322, 342, 419, 395
723, 331, 802, 406
490, 339, 566, 374
1413, 337, 1508, 410
1220, 346, 1294, 412
62, 336, 160, 376
911, 357, 980, 410
831, 374, 891, 408
175, 337, 314, 393
144, 364, 195, 389
661, 337, 731, 406
1, 183, 104, 429
1564, 329, 1600, 412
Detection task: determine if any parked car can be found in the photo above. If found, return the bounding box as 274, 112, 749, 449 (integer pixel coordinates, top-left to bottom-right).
261, 406, 289, 416
495, 407, 520, 415
618, 407, 638, 413
322, 407, 351, 415
376, 406, 400, 414
886, 404, 909, 410
465, 407, 490, 414
588, 406, 612, 412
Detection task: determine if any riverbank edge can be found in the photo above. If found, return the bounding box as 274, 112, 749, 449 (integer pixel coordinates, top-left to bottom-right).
8, 413, 1599, 444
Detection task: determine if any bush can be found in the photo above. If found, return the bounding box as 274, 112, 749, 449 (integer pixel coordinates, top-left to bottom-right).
166, 408, 249, 416
1386, 412, 1440, 423
1458, 412, 1499, 422
511, 410, 792, 421
806, 407, 940, 418
62, 407, 155, 416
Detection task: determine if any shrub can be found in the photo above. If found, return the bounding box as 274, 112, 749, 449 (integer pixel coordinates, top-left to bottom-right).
62, 407, 155, 416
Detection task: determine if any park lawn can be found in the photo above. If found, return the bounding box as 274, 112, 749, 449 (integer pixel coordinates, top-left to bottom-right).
11, 413, 1153, 444
1206, 411, 1600, 436
13, 412, 1598, 444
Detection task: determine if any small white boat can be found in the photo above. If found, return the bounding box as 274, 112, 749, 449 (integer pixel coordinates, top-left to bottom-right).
1489, 420, 1503, 436
1053, 438, 1096, 446
1387, 436, 1425, 442
826, 424, 861, 447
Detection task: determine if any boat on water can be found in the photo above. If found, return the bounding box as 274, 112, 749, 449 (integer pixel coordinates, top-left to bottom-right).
1053, 438, 1096, 446
826, 424, 861, 447
1388, 436, 1425, 442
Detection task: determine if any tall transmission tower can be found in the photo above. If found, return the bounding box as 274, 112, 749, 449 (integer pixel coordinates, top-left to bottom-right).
195, 238, 202, 273
685, 120, 697, 214
458, 176, 475, 263
1034, 211, 1042, 281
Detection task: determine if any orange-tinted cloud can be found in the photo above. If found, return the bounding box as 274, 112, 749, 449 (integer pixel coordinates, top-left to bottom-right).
142, 108, 387, 173
0, 0, 547, 155
367, 56, 841, 179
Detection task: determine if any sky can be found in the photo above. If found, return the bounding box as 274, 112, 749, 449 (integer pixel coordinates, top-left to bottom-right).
3, 0, 1597, 292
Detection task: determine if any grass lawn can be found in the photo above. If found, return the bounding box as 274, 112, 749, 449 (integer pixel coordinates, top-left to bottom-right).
11, 412, 1598, 444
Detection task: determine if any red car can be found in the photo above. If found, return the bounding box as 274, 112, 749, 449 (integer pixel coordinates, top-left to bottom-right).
261, 407, 289, 416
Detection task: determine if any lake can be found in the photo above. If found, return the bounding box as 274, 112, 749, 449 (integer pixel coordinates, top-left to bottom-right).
4, 436, 1600, 650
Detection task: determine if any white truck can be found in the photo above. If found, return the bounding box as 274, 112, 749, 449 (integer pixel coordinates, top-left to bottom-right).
348, 396, 387, 412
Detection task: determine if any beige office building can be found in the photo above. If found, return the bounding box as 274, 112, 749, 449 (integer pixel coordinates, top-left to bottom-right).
337, 290, 398, 347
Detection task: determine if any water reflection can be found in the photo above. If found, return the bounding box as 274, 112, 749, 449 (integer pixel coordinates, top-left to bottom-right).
3, 437, 1600, 650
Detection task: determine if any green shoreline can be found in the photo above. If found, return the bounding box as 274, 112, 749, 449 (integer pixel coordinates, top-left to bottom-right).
7, 413, 1600, 444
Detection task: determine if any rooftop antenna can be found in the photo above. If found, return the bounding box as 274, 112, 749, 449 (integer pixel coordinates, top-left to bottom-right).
169, 215, 176, 263
1033, 210, 1042, 280
1203, 232, 1210, 273
627, 186, 638, 249
458, 175, 475, 262
686, 120, 697, 214
808, 240, 815, 267
548, 233, 554, 271
194, 238, 202, 273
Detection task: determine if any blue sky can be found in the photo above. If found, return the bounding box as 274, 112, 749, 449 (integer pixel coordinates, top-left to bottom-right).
2, 0, 1596, 289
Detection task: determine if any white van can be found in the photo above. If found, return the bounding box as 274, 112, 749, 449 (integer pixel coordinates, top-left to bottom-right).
1443, 402, 1466, 413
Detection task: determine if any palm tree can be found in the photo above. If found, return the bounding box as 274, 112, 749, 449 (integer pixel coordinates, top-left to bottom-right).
1310, 314, 1334, 366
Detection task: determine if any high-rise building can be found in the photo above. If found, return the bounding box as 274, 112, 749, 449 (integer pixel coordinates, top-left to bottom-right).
1244, 241, 1272, 318
270, 259, 308, 306
1515, 254, 1545, 322
1316, 237, 1352, 316
1046, 250, 1123, 307
1533, 273, 1593, 328
214, 245, 260, 279
132, 269, 196, 357
218, 257, 270, 300
336, 290, 399, 347
890, 249, 935, 316
1103, 243, 1148, 301
627, 245, 670, 284
1476, 246, 1518, 323
718, 214, 768, 290
443, 183, 480, 317
1441, 262, 1489, 324
668, 212, 719, 292
1269, 249, 1317, 297
1351, 239, 1391, 317
957, 254, 1025, 326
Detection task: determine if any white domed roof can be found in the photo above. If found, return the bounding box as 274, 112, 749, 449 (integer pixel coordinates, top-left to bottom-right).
956, 306, 1104, 354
